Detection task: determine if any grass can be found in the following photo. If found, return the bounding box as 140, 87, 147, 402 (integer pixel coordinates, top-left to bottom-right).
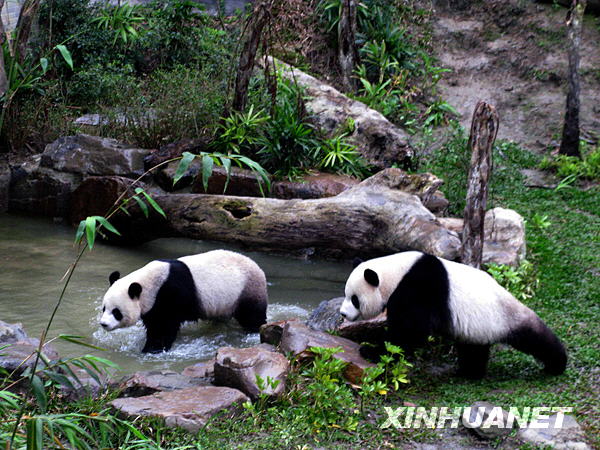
137, 138, 597, 448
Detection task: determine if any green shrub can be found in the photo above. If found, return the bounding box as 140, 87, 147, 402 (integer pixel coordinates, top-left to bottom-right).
539, 142, 600, 181
486, 260, 539, 302
66, 63, 138, 108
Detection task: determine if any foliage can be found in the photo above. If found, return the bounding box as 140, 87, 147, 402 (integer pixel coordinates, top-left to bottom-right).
486, 260, 539, 302
92, 4, 146, 45
66, 62, 138, 108
318, 133, 370, 178
212, 105, 270, 155
539, 142, 600, 181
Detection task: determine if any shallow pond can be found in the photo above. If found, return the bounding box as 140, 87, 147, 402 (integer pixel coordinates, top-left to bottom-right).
0, 213, 348, 374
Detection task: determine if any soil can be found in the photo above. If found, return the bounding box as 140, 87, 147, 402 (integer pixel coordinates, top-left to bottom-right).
431, 0, 600, 152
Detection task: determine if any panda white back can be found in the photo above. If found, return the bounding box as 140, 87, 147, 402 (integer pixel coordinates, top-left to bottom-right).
178, 250, 264, 319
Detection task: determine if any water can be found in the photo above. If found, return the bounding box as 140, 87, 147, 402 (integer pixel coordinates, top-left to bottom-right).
0, 213, 348, 374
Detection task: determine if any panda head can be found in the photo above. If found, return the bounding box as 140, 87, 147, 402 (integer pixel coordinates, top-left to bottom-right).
340, 259, 385, 321
99, 271, 144, 331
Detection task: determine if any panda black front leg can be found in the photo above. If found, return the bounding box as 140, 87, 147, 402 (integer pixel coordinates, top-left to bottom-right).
455, 343, 491, 379
142, 320, 180, 353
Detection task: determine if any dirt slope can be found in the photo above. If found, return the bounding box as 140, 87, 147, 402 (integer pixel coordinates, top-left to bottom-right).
432, 0, 600, 151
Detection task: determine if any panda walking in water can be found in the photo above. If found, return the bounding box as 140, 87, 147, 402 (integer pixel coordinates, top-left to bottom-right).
99, 250, 268, 353
340, 251, 567, 379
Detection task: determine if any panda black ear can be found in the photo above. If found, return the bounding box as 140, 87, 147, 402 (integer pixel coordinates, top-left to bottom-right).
364, 269, 379, 287
352, 257, 364, 269
128, 282, 142, 300
109, 271, 120, 286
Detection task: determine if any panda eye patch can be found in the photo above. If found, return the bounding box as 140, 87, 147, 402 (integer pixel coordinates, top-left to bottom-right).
112, 308, 123, 321
102, 306, 105, 312
351, 295, 360, 309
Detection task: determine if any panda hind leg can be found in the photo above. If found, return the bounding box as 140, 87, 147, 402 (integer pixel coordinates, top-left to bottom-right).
234, 297, 267, 332
456, 343, 490, 379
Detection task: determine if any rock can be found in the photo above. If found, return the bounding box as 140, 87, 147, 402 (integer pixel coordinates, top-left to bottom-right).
149, 169, 462, 259
182, 359, 216, 379
278, 320, 375, 383
272, 173, 359, 199
0, 156, 10, 213
214, 346, 289, 401
518, 413, 590, 449
110, 386, 249, 433
155, 159, 203, 192
461, 401, 512, 440
144, 138, 208, 172
482, 207, 526, 267
338, 314, 388, 344
265, 57, 413, 169
259, 320, 289, 346
438, 207, 526, 267
0, 320, 28, 344
191, 165, 267, 196
306, 297, 344, 332
9, 156, 81, 218
115, 370, 208, 398
0, 321, 59, 376
69, 176, 170, 244
0, 339, 59, 376
537, 0, 600, 14
520, 168, 559, 189
437, 217, 464, 234
41, 134, 151, 177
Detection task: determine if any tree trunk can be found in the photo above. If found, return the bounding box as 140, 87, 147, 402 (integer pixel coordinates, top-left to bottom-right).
0, 0, 7, 98
14, 0, 41, 64
232, 1, 271, 112
559, 0, 586, 157
461, 101, 499, 269
338, 0, 358, 92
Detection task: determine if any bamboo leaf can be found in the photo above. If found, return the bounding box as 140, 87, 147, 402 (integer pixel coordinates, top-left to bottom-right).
40, 57, 48, 74
26, 417, 43, 450
31, 375, 47, 413
55, 44, 73, 70
131, 195, 149, 217
139, 190, 166, 219
173, 152, 196, 186
85, 216, 96, 250
58, 334, 106, 351
92, 216, 121, 236
201, 154, 214, 192
219, 156, 232, 193
75, 220, 86, 245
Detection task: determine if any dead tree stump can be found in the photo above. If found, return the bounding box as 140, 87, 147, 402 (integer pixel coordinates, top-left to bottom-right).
338, 0, 358, 92
232, 1, 272, 112
461, 101, 499, 269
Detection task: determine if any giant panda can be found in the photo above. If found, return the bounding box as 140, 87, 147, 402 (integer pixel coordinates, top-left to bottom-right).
339, 251, 567, 379
99, 249, 268, 353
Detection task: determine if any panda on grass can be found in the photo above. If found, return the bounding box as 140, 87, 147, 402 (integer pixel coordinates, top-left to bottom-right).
340, 251, 567, 379
99, 250, 268, 353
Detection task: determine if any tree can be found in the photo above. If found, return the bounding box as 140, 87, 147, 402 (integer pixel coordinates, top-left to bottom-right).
338, 0, 358, 92
559, 0, 587, 157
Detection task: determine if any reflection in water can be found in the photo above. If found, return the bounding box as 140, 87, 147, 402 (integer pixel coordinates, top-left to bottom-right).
0, 213, 348, 373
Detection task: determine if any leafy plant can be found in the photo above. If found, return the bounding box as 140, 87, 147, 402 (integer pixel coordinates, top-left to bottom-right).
317, 134, 370, 178
539, 142, 600, 182
486, 260, 539, 302
92, 4, 146, 45
212, 105, 270, 155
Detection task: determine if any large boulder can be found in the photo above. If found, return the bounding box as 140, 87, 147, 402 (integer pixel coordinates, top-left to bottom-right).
214, 346, 289, 400
271, 173, 359, 199
265, 57, 413, 169
462, 401, 513, 440
438, 207, 526, 266
0, 320, 59, 376
518, 412, 590, 449
110, 386, 249, 433
306, 297, 344, 332
9, 155, 80, 218
114, 370, 208, 398
41, 134, 151, 177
